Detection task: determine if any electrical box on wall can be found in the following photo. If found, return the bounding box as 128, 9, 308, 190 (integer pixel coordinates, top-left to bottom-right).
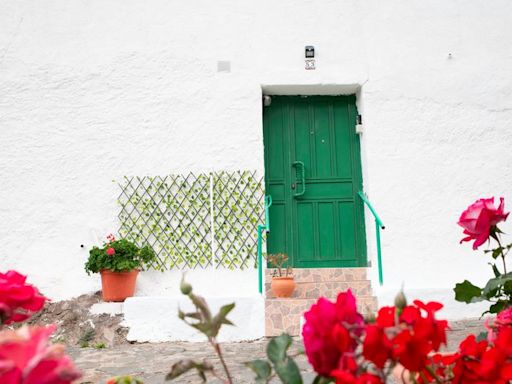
305, 45, 316, 70
356, 114, 363, 134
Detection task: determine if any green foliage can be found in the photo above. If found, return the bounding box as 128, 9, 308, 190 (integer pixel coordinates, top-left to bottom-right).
169, 278, 305, 384
454, 243, 512, 315
108, 376, 144, 384
311, 377, 335, 384
168, 277, 235, 382
166, 360, 214, 382
117, 171, 265, 270
84, 238, 156, 275
245, 333, 305, 383
265, 334, 303, 384
453, 280, 484, 303
93, 342, 106, 349
268, 253, 293, 278
245, 360, 272, 383
78, 328, 95, 348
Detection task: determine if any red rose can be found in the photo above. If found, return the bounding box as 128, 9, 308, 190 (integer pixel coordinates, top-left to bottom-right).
0, 271, 47, 325
106, 247, 116, 256
458, 197, 509, 250
0, 325, 82, 383
302, 290, 363, 377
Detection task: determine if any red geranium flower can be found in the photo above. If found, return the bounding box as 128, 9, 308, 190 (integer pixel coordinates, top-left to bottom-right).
363, 324, 393, 368
391, 301, 447, 372
106, 247, 116, 256
0, 271, 47, 325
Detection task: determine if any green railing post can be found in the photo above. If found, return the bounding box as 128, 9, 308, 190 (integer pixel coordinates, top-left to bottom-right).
257, 195, 272, 294
257, 225, 264, 294
375, 221, 383, 285
357, 191, 385, 286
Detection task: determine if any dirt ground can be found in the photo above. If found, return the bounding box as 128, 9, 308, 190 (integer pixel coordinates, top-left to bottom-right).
28, 292, 129, 348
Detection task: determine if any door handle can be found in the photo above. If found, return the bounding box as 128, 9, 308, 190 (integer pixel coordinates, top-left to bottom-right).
292, 161, 305, 197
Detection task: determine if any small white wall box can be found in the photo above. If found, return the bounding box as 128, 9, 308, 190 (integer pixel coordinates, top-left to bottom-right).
356, 114, 363, 134
305, 59, 316, 70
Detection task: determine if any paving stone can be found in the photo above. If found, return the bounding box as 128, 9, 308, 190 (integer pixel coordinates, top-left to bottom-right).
69, 318, 486, 383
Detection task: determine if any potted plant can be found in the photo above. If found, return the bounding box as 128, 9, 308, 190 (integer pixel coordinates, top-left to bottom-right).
268, 253, 295, 298
85, 234, 156, 302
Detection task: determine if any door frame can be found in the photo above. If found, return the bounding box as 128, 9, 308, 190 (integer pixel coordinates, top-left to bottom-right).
262, 94, 368, 268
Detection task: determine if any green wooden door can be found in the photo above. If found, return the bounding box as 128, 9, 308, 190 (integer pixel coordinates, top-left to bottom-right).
263, 95, 366, 268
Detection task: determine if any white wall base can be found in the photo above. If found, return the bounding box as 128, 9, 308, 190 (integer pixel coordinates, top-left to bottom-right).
376, 287, 490, 321
90, 302, 124, 316
123, 295, 265, 342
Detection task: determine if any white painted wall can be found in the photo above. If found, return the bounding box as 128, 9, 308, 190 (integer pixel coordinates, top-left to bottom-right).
1, 0, 512, 320
123, 296, 264, 342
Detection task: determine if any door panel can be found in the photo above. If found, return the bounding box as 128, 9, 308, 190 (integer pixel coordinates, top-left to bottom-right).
264, 95, 366, 268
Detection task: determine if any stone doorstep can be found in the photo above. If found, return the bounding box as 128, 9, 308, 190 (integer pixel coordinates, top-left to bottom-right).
265, 267, 368, 283
265, 296, 378, 337
265, 280, 373, 299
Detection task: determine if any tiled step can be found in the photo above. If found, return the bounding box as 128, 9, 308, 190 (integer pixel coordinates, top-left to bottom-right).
265, 280, 373, 299
265, 296, 378, 337
265, 267, 368, 283
265, 268, 372, 299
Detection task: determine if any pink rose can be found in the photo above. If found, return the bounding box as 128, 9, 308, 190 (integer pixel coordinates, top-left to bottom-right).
487, 307, 512, 343
0, 325, 82, 383
458, 197, 509, 250
0, 271, 47, 325
302, 290, 363, 377
106, 247, 116, 256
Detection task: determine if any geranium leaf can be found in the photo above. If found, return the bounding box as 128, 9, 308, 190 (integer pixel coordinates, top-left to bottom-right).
476, 331, 488, 342
312, 375, 335, 384
266, 334, 303, 384
267, 333, 293, 363
274, 358, 303, 384
454, 280, 482, 303
245, 360, 272, 383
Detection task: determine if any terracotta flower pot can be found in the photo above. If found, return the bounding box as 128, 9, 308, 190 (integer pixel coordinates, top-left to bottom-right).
100, 269, 139, 302
271, 277, 296, 298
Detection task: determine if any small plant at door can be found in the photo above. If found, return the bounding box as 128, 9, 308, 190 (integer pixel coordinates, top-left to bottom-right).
268, 253, 293, 278
85, 234, 157, 302
267, 253, 296, 298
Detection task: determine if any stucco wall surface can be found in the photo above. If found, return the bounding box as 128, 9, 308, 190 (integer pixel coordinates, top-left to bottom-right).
1, 0, 512, 319
123, 296, 265, 342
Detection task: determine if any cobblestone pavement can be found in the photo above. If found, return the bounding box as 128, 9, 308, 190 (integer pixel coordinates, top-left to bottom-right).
70, 318, 486, 384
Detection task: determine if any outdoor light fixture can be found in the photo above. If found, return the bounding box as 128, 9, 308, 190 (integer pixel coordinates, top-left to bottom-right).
305, 46, 315, 58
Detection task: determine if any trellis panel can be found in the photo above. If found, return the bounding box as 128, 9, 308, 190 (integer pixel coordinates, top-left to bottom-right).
117, 171, 264, 270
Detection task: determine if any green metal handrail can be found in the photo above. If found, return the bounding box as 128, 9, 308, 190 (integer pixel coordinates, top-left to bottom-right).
357, 191, 385, 286
257, 195, 272, 294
